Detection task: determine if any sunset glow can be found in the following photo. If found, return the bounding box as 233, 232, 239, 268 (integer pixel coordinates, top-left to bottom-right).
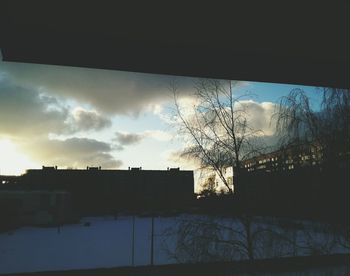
0, 139, 39, 175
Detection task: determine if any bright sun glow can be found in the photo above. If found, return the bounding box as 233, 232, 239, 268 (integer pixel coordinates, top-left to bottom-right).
0, 139, 38, 175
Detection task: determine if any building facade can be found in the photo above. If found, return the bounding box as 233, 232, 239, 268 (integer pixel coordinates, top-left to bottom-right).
1, 167, 194, 215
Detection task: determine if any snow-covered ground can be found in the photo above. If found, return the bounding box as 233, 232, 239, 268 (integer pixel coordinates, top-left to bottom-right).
0, 215, 178, 274
0, 215, 349, 274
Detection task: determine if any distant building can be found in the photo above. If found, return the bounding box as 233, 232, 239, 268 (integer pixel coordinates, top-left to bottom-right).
207, 144, 324, 194
204, 167, 234, 194
242, 144, 324, 173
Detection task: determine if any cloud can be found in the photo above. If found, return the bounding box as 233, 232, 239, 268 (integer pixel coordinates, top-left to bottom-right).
165, 149, 202, 170
0, 75, 69, 138
166, 99, 280, 166
113, 129, 173, 149
70, 107, 111, 132
0, 76, 114, 140
143, 130, 173, 141
19, 137, 122, 169
0, 74, 121, 171
0, 61, 198, 115
174, 97, 278, 138
0, 61, 252, 122
233, 100, 278, 136
113, 131, 144, 147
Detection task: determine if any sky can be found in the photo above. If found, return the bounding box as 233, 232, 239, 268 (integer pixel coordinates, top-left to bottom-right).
0, 50, 321, 185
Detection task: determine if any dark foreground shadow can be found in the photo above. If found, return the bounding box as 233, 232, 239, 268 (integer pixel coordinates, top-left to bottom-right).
3, 253, 350, 276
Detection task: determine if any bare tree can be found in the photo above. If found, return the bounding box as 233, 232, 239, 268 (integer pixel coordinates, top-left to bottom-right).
160, 215, 330, 263
161, 215, 259, 262
328, 222, 350, 252
172, 79, 264, 198
199, 174, 217, 197
160, 215, 347, 264
274, 87, 350, 166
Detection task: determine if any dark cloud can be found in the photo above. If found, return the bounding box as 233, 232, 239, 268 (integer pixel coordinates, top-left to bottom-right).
0, 61, 197, 115
0, 74, 120, 170
19, 137, 122, 169
0, 75, 69, 138
70, 108, 111, 132
113, 130, 173, 148
113, 131, 144, 146
0, 75, 112, 139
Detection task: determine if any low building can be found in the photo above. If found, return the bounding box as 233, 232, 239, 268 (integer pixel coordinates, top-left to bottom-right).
0, 190, 72, 227
2, 166, 194, 215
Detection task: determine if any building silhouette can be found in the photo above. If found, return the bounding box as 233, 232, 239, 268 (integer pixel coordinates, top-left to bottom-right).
0, 166, 194, 216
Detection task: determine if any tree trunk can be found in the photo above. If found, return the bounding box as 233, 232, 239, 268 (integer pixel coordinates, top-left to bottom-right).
243, 216, 254, 261
233, 165, 242, 201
